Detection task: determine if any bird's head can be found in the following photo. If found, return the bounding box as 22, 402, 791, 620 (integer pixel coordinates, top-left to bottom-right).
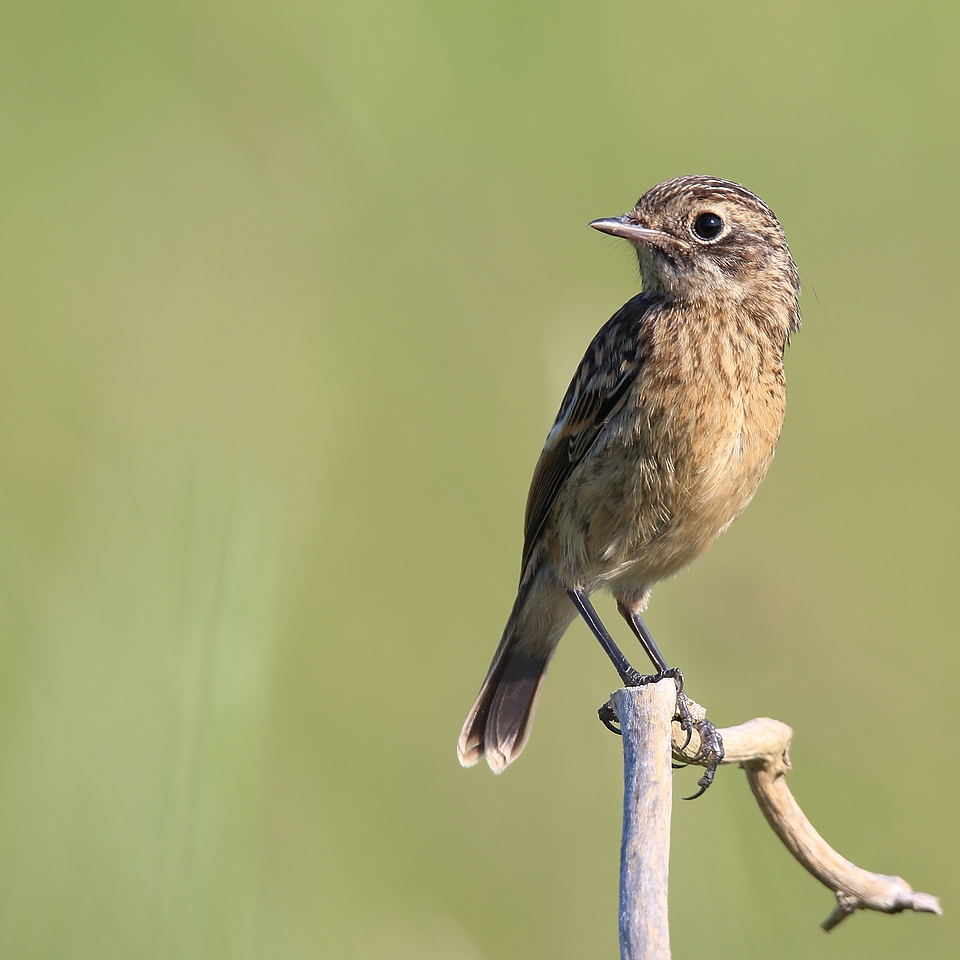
591, 175, 801, 334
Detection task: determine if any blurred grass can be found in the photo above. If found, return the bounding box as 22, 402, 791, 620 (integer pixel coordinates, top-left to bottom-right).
0, 1, 957, 957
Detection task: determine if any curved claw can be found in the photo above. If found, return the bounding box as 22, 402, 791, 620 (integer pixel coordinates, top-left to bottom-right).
598, 701, 622, 736
681, 718, 725, 800
674, 691, 694, 751
683, 780, 710, 801
682, 762, 718, 800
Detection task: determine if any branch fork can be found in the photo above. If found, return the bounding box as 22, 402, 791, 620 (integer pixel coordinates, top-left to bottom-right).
610, 681, 941, 959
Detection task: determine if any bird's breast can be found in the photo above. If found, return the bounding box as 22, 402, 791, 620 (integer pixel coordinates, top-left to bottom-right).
556, 313, 786, 584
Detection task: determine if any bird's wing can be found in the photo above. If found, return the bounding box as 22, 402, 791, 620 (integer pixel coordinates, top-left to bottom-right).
521, 294, 651, 573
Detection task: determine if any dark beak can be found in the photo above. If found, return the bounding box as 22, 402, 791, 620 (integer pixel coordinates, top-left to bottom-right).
589, 215, 676, 247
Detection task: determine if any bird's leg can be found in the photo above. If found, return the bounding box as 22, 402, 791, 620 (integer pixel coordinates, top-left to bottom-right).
615, 603, 725, 791
615, 602, 693, 747
615, 602, 670, 673
565, 588, 649, 687
565, 588, 681, 738
566, 587, 650, 687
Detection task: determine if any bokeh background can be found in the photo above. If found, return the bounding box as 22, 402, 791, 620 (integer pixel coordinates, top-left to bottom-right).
0, 1, 957, 958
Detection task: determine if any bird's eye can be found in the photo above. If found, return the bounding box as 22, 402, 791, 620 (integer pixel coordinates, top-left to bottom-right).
693, 212, 724, 240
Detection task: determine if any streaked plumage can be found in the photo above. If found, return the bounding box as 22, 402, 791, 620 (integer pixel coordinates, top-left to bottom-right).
459, 176, 801, 773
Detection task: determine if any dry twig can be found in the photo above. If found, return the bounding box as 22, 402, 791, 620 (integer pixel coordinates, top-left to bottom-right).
611, 681, 941, 959
611, 682, 675, 960
670, 699, 941, 930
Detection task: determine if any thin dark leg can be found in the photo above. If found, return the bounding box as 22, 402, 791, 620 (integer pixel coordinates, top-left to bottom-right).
614, 604, 726, 797
616, 602, 670, 673
616, 600, 695, 752
565, 588, 645, 686
568, 588, 721, 797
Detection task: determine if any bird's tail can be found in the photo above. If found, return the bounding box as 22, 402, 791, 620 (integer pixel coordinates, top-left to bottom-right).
457, 581, 572, 773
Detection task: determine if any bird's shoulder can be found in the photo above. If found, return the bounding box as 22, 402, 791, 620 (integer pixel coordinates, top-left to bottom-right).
520, 293, 655, 572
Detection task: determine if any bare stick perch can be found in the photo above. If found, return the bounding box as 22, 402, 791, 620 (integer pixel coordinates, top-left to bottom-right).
611, 681, 675, 960
611, 682, 941, 958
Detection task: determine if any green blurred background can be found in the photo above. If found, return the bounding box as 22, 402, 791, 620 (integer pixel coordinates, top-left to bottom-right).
0, 1, 956, 957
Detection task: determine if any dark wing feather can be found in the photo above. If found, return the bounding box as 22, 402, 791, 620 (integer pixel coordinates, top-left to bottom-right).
520, 294, 652, 573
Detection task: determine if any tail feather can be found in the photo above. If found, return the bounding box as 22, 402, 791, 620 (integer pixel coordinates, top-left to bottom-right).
458, 646, 549, 772
483, 652, 549, 772
458, 579, 572, 772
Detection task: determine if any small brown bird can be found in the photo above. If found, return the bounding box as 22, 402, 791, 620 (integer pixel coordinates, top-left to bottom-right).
458, 175, 801, 775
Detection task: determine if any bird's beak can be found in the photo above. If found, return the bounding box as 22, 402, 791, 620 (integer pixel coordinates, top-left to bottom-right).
589, 215, 676, 247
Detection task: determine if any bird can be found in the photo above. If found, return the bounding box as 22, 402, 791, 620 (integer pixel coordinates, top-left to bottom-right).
457, 175, 801, 776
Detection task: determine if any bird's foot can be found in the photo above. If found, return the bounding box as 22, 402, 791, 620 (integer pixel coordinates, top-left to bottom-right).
681, 718, 725, 800
597, 668, 693, 748
599, 674, 725, 798
620, 664, 683, 689
622, 666, 695, 750
598, 700, 621, 735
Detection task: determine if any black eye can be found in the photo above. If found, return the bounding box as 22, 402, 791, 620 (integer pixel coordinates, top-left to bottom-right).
693, 212, 724, 240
